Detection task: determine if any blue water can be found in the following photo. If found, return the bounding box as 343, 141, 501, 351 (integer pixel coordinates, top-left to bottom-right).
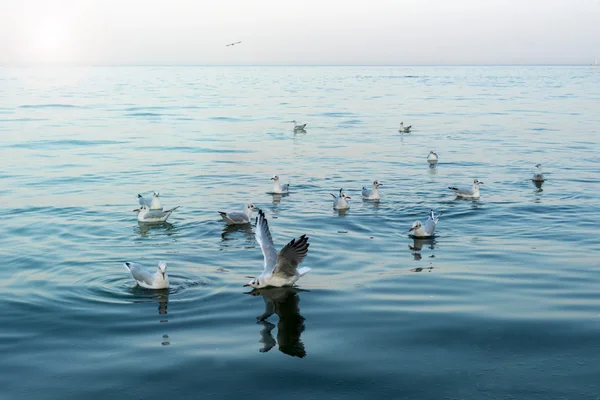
1, 66, 599, 399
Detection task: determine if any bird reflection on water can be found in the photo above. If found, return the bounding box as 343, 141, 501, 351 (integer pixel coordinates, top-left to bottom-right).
134, 222, 178, 238
247, 287, 308, 358
409, 237, 436, 262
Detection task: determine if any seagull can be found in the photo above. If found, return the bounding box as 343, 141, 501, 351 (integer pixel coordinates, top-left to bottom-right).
270, 175, 290, 194
331, 188, 351, 210
218, 203, 258, 225
249, 287, 307, 358
448, 179, 484, 199
225, 41, 242, 47
532, 164, 545, 182
134, 205, 180, 223
123, 261, 169, 289
362, 180, 383, 200
244, 209, 310, 289
399, 122, 412, 133
427, 151, 438, 164
137, 192, 163, 210
291, 120, 307, 131
409, 209, 439, 238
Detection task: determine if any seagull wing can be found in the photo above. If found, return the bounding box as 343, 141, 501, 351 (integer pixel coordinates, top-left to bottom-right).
125, 262, 156, 286
255, 209, 278, 274
272, 235, 310, 277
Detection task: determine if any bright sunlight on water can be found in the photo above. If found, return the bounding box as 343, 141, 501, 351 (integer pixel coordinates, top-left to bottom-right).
1, 66, 599, 399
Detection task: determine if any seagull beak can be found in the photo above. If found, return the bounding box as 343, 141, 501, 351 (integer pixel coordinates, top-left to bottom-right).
161, 272, 165, 279
408, 227, 415, 232
133, 208, 140, 212
243, 284, 250, 287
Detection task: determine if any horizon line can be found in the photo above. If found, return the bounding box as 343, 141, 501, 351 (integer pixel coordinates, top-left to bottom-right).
0, 63, 595, 68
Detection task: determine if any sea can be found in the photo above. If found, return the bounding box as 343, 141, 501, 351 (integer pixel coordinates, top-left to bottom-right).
1, 66, 599, 399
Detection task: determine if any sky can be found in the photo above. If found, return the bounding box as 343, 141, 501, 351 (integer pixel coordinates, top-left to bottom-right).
0, 0, 598, 66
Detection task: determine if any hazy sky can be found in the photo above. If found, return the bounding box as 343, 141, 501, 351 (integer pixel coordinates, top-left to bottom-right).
0, 0, 598, 65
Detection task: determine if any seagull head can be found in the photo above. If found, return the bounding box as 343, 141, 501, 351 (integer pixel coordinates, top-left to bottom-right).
153, 192, 160, 197
474, 179, 483, 186
271, 175, 279, 181
244, 277, 265, 289
247, 203, 258, 211
158, 261, 167, 279
373, 180, 382, 188
134, 205, 149, 213
535, 164, 542, 169
409, 221, 422, 232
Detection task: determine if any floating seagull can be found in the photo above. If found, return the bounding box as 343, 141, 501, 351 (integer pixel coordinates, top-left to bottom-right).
409, 209, 439, 238
137, 192, 163, 210
448, 179, 484, 199
134, 205, 180, 223
123, 261, 169, 289
362, 180, 383, 200
291, 120, 307, 131
331, 188, 351, 210
399, 122, 412, 133
270, 175, 290, 194
427, 151, 438, 164
244, 209, 311, 288
218, 203, 258, 225
532, 164, 545, 182
225, 41, 242, 47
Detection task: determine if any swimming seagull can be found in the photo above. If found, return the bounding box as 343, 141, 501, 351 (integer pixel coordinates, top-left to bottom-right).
532, 164, 545, 182
134, 205, 180, 223
137, 192, 163, 210
399, 122, 412, 133
270, 175, 290, 194
123, 261, 169, 289
331, 188, 351, 210
244, 209, 311, 289
427, 151, 438, 164
291, 120, 307, 131
225, 41, 242, 47
362, 180, 383, 200
448, 179, 484, 199
409, 209, 439, 238
218, 203, 258, 225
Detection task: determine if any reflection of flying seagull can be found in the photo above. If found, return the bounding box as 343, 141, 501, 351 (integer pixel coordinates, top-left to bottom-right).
225, 41, 242, 47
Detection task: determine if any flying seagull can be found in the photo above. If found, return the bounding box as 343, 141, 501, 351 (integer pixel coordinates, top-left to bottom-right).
226, 41, 242, 47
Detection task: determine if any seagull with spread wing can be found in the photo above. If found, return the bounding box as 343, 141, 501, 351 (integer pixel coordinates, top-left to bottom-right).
226, 41, 242, 47
244, 209, 311, 288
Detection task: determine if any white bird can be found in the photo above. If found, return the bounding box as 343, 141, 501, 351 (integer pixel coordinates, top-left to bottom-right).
270, 175, 290, 194
218, 203, 258, 225
399, 122, 412, 133
137, 192, 163, 210
134, 205, 180, 223
291, 120, 307, 131
409, 209, 439, 238
532, 164, 545, 182
331, 188, 351, 210
427, 151, 438, 164
448, 179, 484, 199
362, 180, 383, 200
244, 209, 311, 289
123, 261, 169, 289
225, 41, 242, 47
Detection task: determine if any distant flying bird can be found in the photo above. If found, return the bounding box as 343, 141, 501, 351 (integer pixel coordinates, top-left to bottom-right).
226, 41, 242, 47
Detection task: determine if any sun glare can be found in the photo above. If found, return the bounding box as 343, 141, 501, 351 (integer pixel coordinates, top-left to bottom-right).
31, 20, 70, 63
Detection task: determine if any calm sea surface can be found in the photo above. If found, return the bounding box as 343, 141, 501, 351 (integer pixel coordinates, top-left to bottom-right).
1, 66, 599, 399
